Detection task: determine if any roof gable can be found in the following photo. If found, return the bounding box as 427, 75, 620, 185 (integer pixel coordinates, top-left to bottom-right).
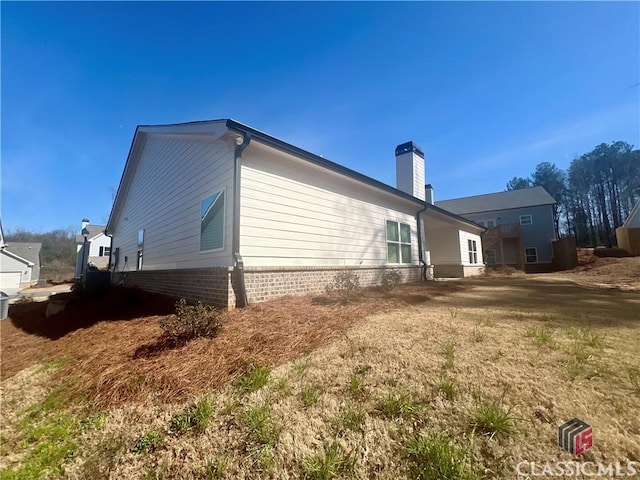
436, 186, 556, 215
76, 225, 106, 243
2, 243, 39, 266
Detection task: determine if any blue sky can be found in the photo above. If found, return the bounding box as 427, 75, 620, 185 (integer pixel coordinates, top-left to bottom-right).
2, 1, 639, 233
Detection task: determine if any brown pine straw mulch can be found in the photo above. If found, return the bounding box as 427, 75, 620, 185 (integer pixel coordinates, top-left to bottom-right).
1, 283, 464, 408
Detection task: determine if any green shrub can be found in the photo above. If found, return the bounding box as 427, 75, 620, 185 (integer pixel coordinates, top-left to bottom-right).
325, 271, 362, 302
380, 269, 403, 291
159, 298, 223, 344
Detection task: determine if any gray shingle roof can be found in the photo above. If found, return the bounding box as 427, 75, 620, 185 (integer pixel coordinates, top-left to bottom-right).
435, 186, 556, 215
6, 243, 41, 266
75, 225, 106, 243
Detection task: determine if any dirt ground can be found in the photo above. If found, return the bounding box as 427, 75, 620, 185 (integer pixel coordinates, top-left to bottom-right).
1, 257, 639, 479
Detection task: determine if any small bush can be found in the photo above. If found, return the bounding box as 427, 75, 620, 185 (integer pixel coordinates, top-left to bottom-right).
380, 269, 403, 291
407, 430, 480, 480
325, 271, 362, 302
169, 397, 214, 435
159, 298, 223, 344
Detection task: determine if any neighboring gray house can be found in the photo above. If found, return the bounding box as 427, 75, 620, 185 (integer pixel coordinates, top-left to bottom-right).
436, 186, 557, 272
106, 119, 486, 309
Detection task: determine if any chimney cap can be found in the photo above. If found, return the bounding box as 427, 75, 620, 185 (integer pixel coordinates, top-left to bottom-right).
82, 218, 90, 223
395, 141, 424, 159
425, 183, 433, 189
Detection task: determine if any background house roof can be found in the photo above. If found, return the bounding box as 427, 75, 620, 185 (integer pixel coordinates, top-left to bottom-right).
5, 242, 41, 266
435, 186, 556, 215
75, 225, 106, 243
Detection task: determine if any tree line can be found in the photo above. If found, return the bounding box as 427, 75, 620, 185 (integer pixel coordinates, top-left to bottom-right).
4, 228, 76, 268
506, 141, 640, 247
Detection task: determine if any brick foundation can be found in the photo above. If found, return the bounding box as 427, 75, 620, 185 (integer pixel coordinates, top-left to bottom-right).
112, 267, 235, 308
242, 265, 423, 303
112, 264, 424, 309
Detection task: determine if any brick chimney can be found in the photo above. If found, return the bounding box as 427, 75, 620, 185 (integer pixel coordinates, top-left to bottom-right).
395, 141, 425, 201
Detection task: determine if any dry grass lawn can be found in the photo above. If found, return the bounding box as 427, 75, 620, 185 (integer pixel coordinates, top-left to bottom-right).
1, 258, 639, 479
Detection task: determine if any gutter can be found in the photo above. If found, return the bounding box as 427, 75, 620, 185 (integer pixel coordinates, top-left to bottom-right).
416, 202, 430, 281
231, 132, 252, 308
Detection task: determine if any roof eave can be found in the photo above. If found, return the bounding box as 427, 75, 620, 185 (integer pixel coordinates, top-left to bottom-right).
226, 119, 425, 208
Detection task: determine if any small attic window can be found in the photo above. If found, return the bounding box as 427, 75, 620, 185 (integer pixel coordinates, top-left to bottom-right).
201, 191, 225, 252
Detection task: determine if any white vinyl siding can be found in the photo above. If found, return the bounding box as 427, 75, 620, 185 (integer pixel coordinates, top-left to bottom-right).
239, 142, 419, 267
459, 231, 483, 266
110, 135, 234, 271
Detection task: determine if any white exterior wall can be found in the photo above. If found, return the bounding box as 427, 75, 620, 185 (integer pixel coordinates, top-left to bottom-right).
396, 151, 426, 201
459, 230, 484, 266
87, 233, 111, 257
239, 142, 420, 267
427, 228, 461, 264
110, 134, 235, 272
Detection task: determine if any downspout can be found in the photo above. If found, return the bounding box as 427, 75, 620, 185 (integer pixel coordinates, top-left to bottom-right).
416, 203, 430, 281
232, 133, 252, 308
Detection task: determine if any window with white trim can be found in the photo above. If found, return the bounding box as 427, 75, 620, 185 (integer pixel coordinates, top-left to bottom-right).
525, 247, 538, 263
386, 220, 412, 264
99, 246, 111, 257
467, 239, 478, 264
485, 249, 496, 265
200, 191, 225, 251
520, 214, 533, 225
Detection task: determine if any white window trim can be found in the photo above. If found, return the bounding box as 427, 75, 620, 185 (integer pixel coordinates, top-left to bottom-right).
200, 189, 226, 253
467, 239, 478, 264
386, 219, 412, 265
520, 214, 533, 226
524, 247, 538, 264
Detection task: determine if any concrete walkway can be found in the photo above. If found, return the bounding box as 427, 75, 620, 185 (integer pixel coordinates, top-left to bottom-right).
10, 284, 73, 304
